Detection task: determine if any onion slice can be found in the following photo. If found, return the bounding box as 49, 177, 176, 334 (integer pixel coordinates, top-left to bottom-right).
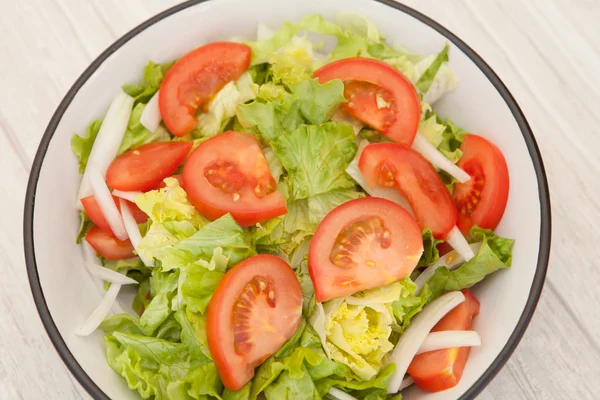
414, 242, 482, 295
417, 330, 481, 354
74, 282, 122, 336
77, 91, 134, 205
140, 90, 161, 133
328, 388, 357, 400
88, 165, 128, 240
119, 199, 153, 267
111, 189, 144, 203
400, 376, 414, 390
85, 262, 138, 285
446, 226, 475, 262
412, 133, 470, 183
346, 140, 415, 216
386, 291, 466, 393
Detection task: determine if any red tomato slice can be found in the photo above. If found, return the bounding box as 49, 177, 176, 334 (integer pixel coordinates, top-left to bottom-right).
81, 195, 147, 232
207, 254, 303, 390
159, 42, 251, 137
314, 58, 420, 145
453, 134, 509, 234
183, 131, 287, 227
359, 143, 457, 239
106, 142, 193, 192
85, 226, 135, 260
408, 290, 480, 392
308, 197, 423, 302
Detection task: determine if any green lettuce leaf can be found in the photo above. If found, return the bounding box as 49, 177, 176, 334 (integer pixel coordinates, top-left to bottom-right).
71, 119, 102, 173
291, 79, 346, 125
122, 60, 174, 104
139, 271, 179, 336
424, 227, 514, 300
118, 103, 171, 155
105, 331, 222, 400
246, 21, 300, 65
273, 122, 357, 200
414, 44, 457, 103
418, 228, 441, 268
307, 189, 365, 227
163, 214, 255, 272
391, 277, 429, 332
76, 210, 94, 243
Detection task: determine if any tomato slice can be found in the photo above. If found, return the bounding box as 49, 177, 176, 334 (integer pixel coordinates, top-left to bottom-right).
81, 195, 147, 232
159, 42, 251, 137
183, 131, 287, 227
453, 134, 509, 234
106, 142, 193, 192
207, 254, 303, 390
314, 58, 420, 145
308, 197, 423, 302
408, 290, 480, 392
359, 143, 457, 239
85, 226, 135, 260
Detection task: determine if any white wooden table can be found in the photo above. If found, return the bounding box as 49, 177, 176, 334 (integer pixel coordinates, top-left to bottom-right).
1, 0, 598, 399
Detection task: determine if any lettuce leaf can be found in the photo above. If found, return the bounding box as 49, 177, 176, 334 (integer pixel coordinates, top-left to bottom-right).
118, 103, 171, 155
423, 227, 514, 300
122, 60, 174, 104
139, 271, 179, 336
273, 122, 357, 200
71, 119, 102, 173
291, 79, 346, 125
76, 210, 94, 243
414, 44, 457, 104
418, 228, 441, 268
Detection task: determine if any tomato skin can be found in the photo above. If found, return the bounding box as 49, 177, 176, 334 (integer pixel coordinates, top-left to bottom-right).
408, 290, 480, 392
183, 131, 287, 227
314, 58, 420, 145
85, 226, 135, 260
159, 42, 251, 137
309, 197, 423, 302
207, 254, 303, 390
81, 195, 147, 232
106, 142, 193, 192
453, 134, 509, 234
358, 143, 457, 239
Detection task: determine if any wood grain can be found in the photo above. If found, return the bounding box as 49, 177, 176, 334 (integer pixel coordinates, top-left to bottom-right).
1, 0, 598, 398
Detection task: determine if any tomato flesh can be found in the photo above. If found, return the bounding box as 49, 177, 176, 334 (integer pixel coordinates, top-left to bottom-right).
453, 134, 509, 234
106, 141, 192, 192
309, 197, 423, 302
359, 143, 457, 238
159, 42, 251, 137
81, 195, 147, 233
85, 226, 135, 260
408, 290, 480, 392
314, 58, 420, 145
183, 131, 287, 227
207, 254, 303, 390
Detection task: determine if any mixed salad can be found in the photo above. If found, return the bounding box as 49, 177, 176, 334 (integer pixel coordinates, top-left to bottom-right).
72, 12, 513, 400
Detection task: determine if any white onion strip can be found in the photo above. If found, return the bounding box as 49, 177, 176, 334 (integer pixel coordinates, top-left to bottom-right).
88, 165, 128, 240
446, 226, 475, 262
77, 91, 134, 205
417, 330, 481, 355
328, 387, 357, 400
412, 134, 470, 183
112, 189, 143, 203
74, 282, 122, 336
119, 199, 153, 267
386, 291, 466, 393
85, 262, 138, 285
400, 377, 414, 391
140, 90, 161, 133
415, 242, 482, 295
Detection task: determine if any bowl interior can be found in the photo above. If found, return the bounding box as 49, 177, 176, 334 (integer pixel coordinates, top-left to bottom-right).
27, 0, 547, 399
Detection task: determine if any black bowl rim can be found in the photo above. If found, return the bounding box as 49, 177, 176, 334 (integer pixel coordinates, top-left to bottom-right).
23, 0, 551, 399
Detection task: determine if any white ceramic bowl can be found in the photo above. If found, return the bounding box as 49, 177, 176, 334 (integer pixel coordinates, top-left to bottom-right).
24, 0, 551, 399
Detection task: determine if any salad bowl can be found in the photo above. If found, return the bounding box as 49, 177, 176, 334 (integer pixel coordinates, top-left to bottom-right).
23, 0, 551, 399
